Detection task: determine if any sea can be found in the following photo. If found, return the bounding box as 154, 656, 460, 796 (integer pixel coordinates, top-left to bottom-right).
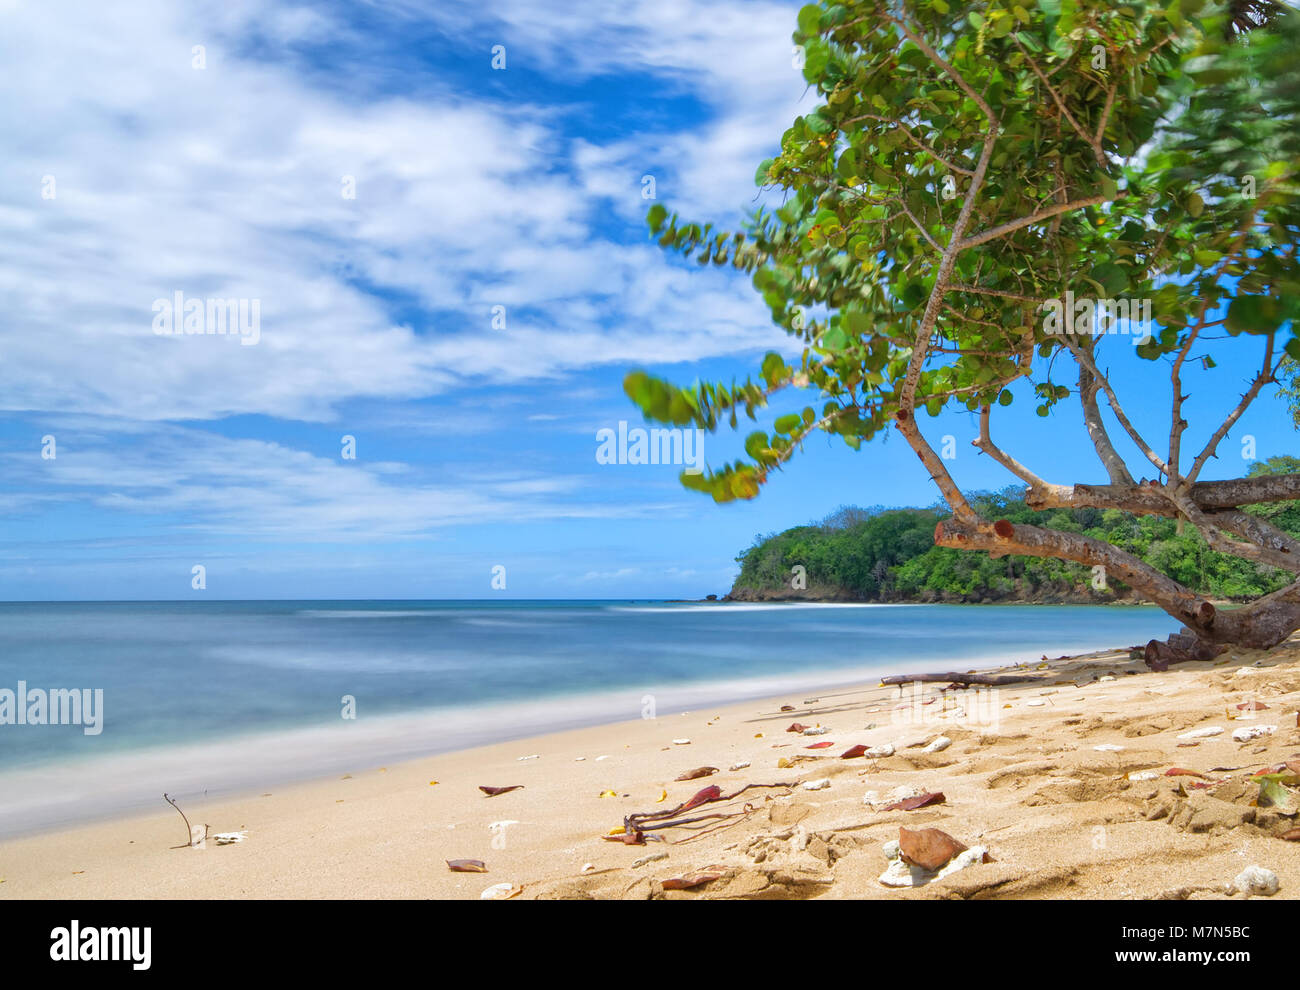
0, 600, 1177, 835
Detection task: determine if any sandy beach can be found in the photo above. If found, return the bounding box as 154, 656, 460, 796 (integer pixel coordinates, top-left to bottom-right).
5, 636, 1300, 900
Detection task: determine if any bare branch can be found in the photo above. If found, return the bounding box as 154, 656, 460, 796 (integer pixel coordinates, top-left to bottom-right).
1078, 364, 1135, 485
1065, 338, 1171, 478
973, 404, 1054, 488
894, 409, 978, 523
1185, 333, 1276, 484
935, 516, 1217, 632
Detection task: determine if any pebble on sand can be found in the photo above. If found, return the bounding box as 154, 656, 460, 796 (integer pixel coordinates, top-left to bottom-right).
1231, 724, 1276, 743
1177, 726, 1224, 740
1232, 865, 1279, 897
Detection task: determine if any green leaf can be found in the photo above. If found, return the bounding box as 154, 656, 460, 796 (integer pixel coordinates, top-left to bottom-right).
1258, 776, 1300, 816
797, 4, 821, 35
646, 204, 668, 231
1226, 295, 1283, 335
774, 413, 802, 435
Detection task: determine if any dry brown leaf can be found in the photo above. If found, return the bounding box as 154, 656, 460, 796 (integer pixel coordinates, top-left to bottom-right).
882, 791, 946, 812
898, 827, 967, 872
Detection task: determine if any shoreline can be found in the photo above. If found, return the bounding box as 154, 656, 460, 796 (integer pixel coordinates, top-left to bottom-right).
5, 636, 1300, 900
0, 631, 1150, 839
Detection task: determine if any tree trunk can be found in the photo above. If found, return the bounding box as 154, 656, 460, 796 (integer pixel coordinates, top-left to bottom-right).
934, 517, 1300, 653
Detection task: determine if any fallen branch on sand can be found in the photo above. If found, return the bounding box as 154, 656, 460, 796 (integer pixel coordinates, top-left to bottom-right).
163, 793, 206, 849
880, 671, 1043, 687
618, 782, 799, 845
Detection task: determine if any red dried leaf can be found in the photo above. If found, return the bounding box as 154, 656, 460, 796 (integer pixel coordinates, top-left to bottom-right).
840, 745, 868, 759
446, 859, 488, 873
1281, 829, 1300, 841
786, 722, 809, 733
680, 785, 722, 813
805, 741, 835, 749
1165, 768, 1210, 779
898, 827, 967, 871
674, 766, 719, 781
1237, 701, 1270, 710
479, 785, 524, 796
882, 791, 946, 812
661, 872, 722, 890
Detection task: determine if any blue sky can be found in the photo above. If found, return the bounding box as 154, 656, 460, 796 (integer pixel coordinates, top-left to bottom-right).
0, 0, 1294, 601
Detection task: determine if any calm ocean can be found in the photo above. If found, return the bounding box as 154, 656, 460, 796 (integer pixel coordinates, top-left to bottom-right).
0, 600, 1176, 834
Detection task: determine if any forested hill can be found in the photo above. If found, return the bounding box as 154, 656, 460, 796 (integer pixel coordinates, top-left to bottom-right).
727, 457, 1300, 605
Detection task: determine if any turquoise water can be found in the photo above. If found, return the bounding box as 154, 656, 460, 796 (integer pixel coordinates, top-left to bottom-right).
0, 600, 1177, 833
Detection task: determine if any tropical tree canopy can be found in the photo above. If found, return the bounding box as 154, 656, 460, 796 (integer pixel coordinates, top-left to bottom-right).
625, 0, 1300, 653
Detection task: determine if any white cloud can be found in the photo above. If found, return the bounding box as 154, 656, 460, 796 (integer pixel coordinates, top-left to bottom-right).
0, 0, 805, 424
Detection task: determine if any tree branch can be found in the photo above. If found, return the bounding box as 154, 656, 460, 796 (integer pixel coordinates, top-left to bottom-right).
1065, 338, 1171, 478
973, 404, 1053, 488
1078, 363, 1135, 485
935, 516, 1217, 632
1185, 333, 1276, 484
958, 194, 1109, 250
894, 409, 978, 523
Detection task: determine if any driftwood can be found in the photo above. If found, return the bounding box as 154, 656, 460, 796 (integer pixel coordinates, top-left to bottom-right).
880, 671, 1043, 687
163, 792, 206, 849
1144, 633, 1227, 672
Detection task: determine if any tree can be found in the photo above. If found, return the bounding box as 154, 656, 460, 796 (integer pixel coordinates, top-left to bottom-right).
625, 0, 1300, 654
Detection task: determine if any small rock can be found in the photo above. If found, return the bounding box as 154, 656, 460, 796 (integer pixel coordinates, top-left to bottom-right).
863, 743, 895, 759
1094, 744, 1125, 752
923, 736, 952, 754
1232, 865, 1279, 897
882, 783, 923, 804
1026, 699, 1047, 707
878, 838, 989, 887
480, 882, 522, 900
802, 727, 829, 736
672, 739, 691, 745
632, 851, 669, 868
1099, 675, 1117, 683
581, 863, 595, 874
729, 761, 751, 771
1232, 725, 1277, 743
803, 778, 831, 791
517, 754, 539, 761
1127, 770, 1160, 781
1177, 726, 1224, 740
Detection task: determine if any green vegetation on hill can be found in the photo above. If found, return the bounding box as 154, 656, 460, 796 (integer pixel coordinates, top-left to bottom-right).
731, 457, 1300, 605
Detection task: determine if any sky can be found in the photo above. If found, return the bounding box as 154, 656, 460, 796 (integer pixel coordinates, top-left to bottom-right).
0, 0, 1294, 601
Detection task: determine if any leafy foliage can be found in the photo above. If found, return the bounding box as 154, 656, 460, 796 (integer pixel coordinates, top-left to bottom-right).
625, 0, 1300, 501
734, 472, 1298, 603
